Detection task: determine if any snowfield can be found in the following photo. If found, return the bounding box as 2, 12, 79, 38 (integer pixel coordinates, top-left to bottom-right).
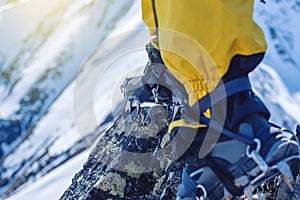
7, 152, 89, 200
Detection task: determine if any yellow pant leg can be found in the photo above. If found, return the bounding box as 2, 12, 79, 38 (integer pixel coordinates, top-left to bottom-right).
141, 0, 267, 105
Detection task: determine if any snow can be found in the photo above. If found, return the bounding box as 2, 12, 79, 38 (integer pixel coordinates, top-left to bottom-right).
0, 0, 61, 67
251, 63, 300, 128
0, 0, 91, 117
6, 151, 89, 200
72, 0, 149, 135
1, 0, 146, 198
254, 0, 300, 92
294, 92, 300, 103
0, 1, 137, 196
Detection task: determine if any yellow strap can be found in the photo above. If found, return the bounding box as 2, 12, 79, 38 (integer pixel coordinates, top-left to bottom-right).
168, 119, 207, 134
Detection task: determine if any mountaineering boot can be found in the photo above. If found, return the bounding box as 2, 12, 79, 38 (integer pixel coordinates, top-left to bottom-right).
175, 90, 300, 199
123, 42, 172, 105
176, 125, 299, 199
236, 113, 299, 192
238, 113, 299, 166
175, 127, 249, 200
223, 90, 299, 194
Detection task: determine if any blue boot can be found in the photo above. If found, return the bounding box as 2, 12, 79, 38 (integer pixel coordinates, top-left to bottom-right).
175, 91, 300, 199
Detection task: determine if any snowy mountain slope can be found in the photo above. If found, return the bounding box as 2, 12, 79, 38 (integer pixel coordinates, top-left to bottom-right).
250, 63, 300, 129
2, 1, 147, 198
254, 0, 300, 92
0, 0, 299, 199
6, 151, 90, 200
0, 0, 136, 198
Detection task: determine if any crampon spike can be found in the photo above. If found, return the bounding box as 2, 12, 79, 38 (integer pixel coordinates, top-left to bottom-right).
244, 185, 253, 200
252, 192, 267, 200
277, 161, 294, 191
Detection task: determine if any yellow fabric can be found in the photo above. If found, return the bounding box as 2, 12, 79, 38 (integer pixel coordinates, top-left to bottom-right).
167, 119, 207, 134
141, 0, 267, 105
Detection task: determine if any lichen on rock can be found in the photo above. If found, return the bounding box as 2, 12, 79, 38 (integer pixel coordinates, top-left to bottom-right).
94, 172, 126, 198
124, 162, 145, 178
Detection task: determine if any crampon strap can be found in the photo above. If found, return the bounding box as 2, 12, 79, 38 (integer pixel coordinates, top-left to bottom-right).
169, 77, 255, 146
192, 77, 251, 114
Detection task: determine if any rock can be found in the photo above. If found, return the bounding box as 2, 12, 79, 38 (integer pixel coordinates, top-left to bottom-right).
60, 107, 183, 200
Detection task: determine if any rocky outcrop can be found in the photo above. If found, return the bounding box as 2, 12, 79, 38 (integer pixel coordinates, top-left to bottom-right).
60, 107, 183, 200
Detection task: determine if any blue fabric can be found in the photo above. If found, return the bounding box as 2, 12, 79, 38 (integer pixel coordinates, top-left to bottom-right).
189, 77, 256, 145
224, 91, 270, 131
191, 77, 252, 114
176, 168, 198, 198
200, 116, 254, 145
222, 53, 265, 83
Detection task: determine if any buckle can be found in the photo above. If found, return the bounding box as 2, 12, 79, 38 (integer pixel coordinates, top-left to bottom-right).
196, 184, 208, 200
245, 138, 298, 192
246, 139, 269, 173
